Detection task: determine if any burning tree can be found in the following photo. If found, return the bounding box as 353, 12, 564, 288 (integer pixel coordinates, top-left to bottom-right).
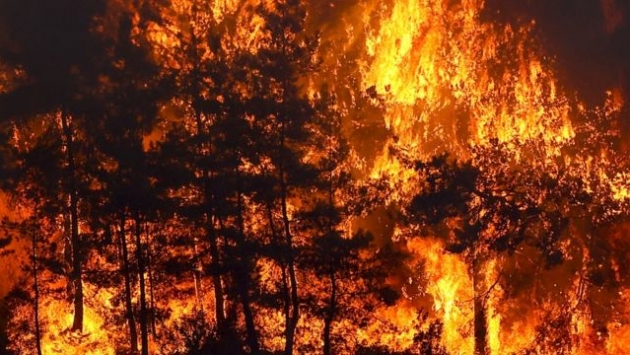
1, 0, 630, 354
403, 135, 630, 354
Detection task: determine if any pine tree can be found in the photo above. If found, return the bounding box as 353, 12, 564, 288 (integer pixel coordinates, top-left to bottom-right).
0, 0, 114, 333
241, 1, 321, 352
405, 142, 587, 355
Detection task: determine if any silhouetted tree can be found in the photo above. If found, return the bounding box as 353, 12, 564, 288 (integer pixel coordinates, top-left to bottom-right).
82, 6, 170, 353
0, 0, 120, 333
405, 142, 584, 355
158, 1, 232, 338
291, 89, 402, 354
240, 1, 322, 352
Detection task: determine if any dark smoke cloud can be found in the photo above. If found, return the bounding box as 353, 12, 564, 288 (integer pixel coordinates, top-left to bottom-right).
483, 0, 630, 106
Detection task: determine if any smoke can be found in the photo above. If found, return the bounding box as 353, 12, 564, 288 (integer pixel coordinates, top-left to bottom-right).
483, 0, 630, 106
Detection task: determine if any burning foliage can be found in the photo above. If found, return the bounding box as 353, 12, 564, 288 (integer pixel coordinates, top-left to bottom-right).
0, 0, 629, 354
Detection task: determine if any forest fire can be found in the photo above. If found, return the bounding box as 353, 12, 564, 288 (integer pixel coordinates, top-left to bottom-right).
0, 0, 629, 354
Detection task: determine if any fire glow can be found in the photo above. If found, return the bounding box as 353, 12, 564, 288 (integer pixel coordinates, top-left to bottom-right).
0, 0, 629, 354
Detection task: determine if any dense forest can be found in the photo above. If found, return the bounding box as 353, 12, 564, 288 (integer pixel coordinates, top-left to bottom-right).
0, 0, 630, 354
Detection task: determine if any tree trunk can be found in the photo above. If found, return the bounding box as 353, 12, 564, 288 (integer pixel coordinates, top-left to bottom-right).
32, 227, 42, 355
192, 234, 204, 311
277, 40, 300, 351
266, 204, 292, 351
235, 187, 260, 354
145, 225, 157, 338
236, 269, 259, 355
280, 263, 291, 348
207, 217, 226, 332
322, 129, 338, 355
279, 167, 299, 355
194, 104, 226, 331
120, 215, 138, 353
323, 267, 336, 355
472, 254, 488, 355
61, 111, 83, 332
134, 212, 149, 355
0, 298, 9, 354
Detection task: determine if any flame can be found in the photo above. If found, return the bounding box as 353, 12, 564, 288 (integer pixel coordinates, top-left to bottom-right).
360, 0, 574, 169
406, 236, 473, 354
356, 300, 420, 351
5, 0, 630, 353
355, 1, 630, 349
23, 281, 118, 355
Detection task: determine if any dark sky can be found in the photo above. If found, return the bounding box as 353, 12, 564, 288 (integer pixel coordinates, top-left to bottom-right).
483, 0, 630, 106
1, 0, 628, 109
